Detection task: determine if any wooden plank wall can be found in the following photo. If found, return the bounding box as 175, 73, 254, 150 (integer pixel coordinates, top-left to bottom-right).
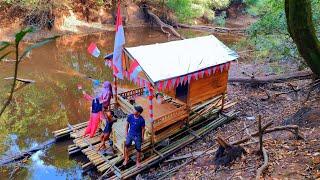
189, 70, 229, 105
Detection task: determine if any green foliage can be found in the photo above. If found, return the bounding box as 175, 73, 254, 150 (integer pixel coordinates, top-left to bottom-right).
15, 28, 33, 45
240, 0, 320, 63
167, 0, 200, 22
95, 0, 105, 6
166, 0, 231, 23
214, 11, 226, 26
212, 0, 231, 10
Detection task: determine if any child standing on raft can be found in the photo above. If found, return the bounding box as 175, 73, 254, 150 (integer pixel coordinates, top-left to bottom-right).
80, 81, 113, 138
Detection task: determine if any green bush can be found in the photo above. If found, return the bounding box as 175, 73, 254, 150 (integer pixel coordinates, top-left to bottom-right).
240, 0, 320, 63
167, 0, 203, 22
167, 0, 231, 23
211, 0, 230, 10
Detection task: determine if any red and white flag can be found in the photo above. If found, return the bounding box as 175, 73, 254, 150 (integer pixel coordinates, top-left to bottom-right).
128, 59, 142, 80
112, 2, 125, 79
87, 43, 100, 58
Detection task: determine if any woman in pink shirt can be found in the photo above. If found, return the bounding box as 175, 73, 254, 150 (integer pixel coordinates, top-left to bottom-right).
81, 81, 113, 138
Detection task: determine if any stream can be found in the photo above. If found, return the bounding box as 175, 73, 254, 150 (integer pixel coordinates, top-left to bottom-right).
0, 27, 240, 179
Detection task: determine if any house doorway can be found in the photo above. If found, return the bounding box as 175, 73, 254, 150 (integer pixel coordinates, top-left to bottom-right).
175, 83, 189, 103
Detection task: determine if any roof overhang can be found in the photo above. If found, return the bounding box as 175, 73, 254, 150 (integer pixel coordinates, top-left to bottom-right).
125, 35, 239, 84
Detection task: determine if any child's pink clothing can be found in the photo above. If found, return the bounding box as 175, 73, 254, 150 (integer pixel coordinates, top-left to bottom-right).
84, 111, 102, 137
82, 81, 112, 138
83, 93, 103, 138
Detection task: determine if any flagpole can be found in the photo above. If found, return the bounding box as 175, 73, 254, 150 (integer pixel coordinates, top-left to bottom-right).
114, 75, 118, 104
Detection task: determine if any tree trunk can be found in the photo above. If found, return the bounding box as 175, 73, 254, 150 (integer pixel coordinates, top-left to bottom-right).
285, 0, 320, 77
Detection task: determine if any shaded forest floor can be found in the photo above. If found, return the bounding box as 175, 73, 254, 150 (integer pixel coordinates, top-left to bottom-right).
141, 61, 320, 179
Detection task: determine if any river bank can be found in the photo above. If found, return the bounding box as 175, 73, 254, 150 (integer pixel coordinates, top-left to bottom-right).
1, 1, 319, 179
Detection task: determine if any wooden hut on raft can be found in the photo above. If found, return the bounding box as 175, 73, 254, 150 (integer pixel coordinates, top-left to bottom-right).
53, 35, 239, 179
113, 35, 239, 149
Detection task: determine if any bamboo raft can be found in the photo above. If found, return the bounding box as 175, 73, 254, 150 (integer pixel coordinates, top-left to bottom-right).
51, 34, 240, 179
52, 91, 237, 179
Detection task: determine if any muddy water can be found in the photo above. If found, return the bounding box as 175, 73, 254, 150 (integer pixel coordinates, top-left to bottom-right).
0, 27, 238, 179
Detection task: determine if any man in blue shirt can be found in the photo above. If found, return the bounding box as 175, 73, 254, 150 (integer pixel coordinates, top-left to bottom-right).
123, 106, 145, 167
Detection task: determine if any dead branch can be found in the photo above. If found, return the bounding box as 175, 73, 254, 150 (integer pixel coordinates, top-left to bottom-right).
232, 124, 303, 146
4, 77, 35, 83
229, 71, 313, 84
216, 136, 232, 148
141, 4, 184, 39
255, 147, 269, 180
263, 125, 304, 139
164, 138, 272, 163
258, 116, 263, 154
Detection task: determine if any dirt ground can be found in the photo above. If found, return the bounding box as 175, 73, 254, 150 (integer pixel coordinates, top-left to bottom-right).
0, 0, 147, 42
140, 61, 320, 179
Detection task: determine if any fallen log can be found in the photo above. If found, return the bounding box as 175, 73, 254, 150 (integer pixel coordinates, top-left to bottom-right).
141, 4, 184, 39
0, 139, 55, 166
228, 71, 313, 84
177, 23, 246, 34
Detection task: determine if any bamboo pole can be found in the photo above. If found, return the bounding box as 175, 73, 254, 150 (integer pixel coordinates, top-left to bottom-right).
114, 75, 118, 104
186, 82, 191, 126
221, 92, 226, 111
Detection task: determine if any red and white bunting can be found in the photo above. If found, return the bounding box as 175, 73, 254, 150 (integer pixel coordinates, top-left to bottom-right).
175, 77, 180, 87
155, 63, 234, 92
182, 76, 187, 85
166, 79, 172, 90
163, 80, 168, 89
192, 72, 198, 80
180, 76, 185, 85
211, 66, 216, 74
199, 70, 205, 79
219, 64, 224, 73
205, 68, 211, 77
226, 62, 231, 70
171, 78, 176, 88
187, 74, 192, 83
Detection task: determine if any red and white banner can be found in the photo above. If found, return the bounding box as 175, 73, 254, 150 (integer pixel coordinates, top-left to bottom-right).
128, 59, 142, 80
129, 63, 232, 91
112, 2, 125, 79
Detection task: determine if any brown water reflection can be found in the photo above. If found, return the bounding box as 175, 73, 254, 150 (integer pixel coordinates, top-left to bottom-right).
0, 27, 237, 179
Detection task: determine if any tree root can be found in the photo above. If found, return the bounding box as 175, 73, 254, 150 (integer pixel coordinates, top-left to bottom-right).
255, 147, 269, 180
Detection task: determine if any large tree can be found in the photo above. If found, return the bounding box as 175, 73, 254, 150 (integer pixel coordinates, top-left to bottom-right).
285, 0, 320, 77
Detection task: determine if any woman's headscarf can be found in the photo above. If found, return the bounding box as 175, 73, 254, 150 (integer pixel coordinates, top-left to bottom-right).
101, 81, 113, 99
